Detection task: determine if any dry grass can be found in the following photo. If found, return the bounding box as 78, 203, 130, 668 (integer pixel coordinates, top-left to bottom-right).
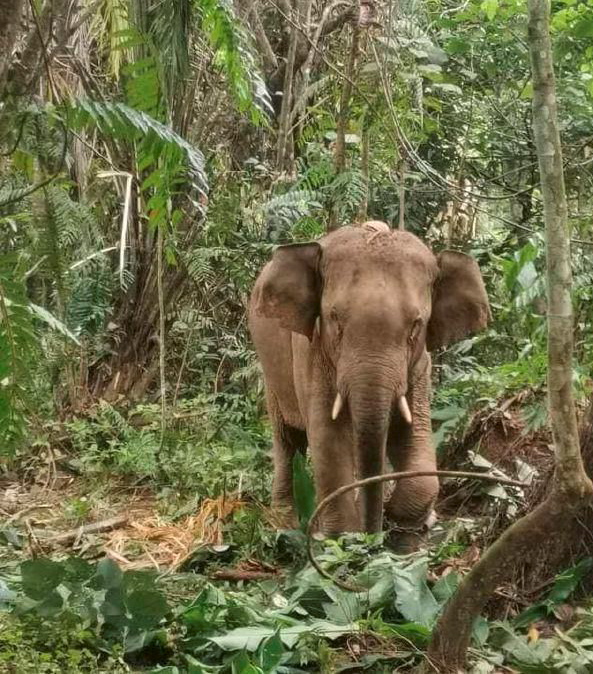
104, 494, 246, 570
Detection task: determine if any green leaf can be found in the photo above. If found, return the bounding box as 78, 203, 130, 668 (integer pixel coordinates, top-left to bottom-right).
481, 0, 498, 20
520, 81, 534, 100
258, 630, 284, 671
61, 557, 95, 583
547, 557, 593, 604
573, 17, 593, 38
211, 627, 279, 652
231, 651, 263, 674
95, 557, 123, 589
432, 571, 460, 603
472, 616, 490, 647
210, 621, 356, 651
20, 559, 65, 600
27, 303, 80, 344
101, 587, 127, 624
292, 452, 315, 531
127, 589, 170, 628
393, 558, 439, 626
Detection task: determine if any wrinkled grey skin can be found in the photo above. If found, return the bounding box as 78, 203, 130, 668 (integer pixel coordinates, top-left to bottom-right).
248, 222, 490, 539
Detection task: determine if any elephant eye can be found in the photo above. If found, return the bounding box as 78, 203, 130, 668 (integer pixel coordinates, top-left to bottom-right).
328, 307, 343, 339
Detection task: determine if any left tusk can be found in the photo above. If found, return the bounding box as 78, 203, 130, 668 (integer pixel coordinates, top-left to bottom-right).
398, 396, 412, 424
424, 509, 438, 530
331, 393, 344, 421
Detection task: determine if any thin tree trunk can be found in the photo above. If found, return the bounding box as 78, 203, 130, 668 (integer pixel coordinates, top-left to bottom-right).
398, 160, 406, 230
276, 1, 301, 175
356, 123, 369, 222
426, 1, 593, 670
328, 21, 360, 231
0, 0, 24, 96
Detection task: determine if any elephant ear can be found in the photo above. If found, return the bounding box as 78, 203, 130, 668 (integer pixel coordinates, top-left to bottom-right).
427, 250, 491, 350
255, 242, 321, 339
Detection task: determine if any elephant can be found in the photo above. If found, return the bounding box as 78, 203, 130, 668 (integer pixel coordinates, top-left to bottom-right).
248, 220, 490, 541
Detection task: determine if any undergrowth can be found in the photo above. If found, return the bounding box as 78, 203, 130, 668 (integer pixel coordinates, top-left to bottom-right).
1, 534, 593, 673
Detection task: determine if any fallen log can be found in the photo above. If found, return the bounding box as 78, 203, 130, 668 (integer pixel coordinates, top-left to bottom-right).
37, 515, 128, 546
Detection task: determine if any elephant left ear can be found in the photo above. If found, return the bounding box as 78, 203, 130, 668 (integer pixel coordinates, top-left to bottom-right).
427, 250, 491, 351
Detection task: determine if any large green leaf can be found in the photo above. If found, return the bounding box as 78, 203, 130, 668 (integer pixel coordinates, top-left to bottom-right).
210, 620, 357, 651
67, 99, 208, 197
392, 557, 440, 626
127, 589, 170, 628
258, 630, 284, 671
547, 557, 593, 605
292, 452, 316, 531
20, 559, 65, 601
95, 557, 123, 590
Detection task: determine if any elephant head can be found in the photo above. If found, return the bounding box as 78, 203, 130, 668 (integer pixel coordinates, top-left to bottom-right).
255, 224, 490, 533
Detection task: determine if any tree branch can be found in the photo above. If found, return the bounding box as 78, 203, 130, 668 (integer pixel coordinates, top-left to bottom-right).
306, 469, 527, 592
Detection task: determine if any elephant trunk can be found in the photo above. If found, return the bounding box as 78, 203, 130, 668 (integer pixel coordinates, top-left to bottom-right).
346, 362, 407, 533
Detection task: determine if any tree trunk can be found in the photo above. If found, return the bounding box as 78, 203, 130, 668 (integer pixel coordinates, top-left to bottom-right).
0, 0, 24, 97
328, 21, 361, 231
356, 122, 370, 222
276, 1, 301, 175
426, 1, 593, 670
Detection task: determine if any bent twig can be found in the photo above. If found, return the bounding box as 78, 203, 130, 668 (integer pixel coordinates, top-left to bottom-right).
306, 469, 528, 591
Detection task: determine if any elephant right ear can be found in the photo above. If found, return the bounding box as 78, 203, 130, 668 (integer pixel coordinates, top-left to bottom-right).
255, 242, 321, 339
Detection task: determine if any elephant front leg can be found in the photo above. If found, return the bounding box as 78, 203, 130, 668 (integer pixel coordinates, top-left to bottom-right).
269, 399, 308, 530
385, 353, 438, 552
307, 402, 360, 536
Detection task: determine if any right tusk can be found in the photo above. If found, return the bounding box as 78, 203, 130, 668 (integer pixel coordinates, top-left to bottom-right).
398, 395, 412, 424
331, 392, 344, 421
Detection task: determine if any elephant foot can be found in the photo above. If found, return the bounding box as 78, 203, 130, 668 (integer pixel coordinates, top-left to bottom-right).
385, 509, 437, 554
270, 503, 299, 530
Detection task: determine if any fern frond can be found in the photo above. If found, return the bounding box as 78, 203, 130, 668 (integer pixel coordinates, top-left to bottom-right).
0, 257, 37, 454
67, 261, 114, 337
261, 189, 322, 241
183, 247, 226, 286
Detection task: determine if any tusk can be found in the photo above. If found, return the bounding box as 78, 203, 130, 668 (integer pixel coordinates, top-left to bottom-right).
314, 316, 320, 337
331, 393, 343, 421
424, 509, 438, 530
398, 396, 412, 424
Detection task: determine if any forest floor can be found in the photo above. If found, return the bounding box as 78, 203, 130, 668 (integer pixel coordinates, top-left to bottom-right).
1, 406, 593, 672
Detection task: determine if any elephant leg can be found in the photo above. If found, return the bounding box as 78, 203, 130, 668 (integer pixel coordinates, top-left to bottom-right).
268, 395, 308, 529
385, 353, 438, 552
306, 393, 360, 536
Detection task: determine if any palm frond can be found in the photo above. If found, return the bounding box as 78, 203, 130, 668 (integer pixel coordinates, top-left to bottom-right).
68, 99, 208, 197
91, 0, 132, 80
198, 0, 273, 122
147, 0, 192, 94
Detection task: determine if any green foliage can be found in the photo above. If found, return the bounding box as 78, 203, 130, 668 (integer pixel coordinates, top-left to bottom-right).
0, 257, 36, 452
292, 453, 315, 532
5, 544, 593, 672
68, 98, 207, 197
514, 558, 593, 628
198, 0, 272, 122
64, 396, 270, 498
